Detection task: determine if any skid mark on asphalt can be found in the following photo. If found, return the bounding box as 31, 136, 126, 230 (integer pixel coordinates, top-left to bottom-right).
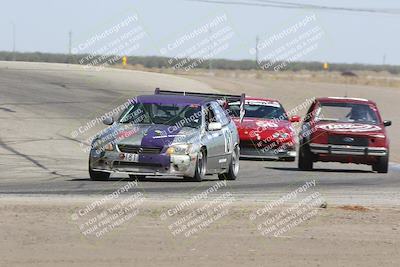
49, 82, 68, 89
57, 133, 90, 147
0, 137, 67, 145
0, 107, 16, 113
0, 138, 48, 171
0, 137, 82, 181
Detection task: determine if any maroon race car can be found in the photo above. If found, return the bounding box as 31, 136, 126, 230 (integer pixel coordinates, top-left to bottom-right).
227, 97, 300, 161
298, 97, 392, 172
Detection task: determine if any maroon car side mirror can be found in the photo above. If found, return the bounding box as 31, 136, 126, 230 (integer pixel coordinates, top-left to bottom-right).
383, 120, 392, 127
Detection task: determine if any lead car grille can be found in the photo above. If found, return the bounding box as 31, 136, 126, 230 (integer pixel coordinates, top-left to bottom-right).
328, 136, 368, 147
118, 145, 162, 154
113, 161, 163, 168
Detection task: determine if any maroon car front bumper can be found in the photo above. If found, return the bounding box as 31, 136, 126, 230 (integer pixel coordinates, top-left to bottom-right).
309, 143, 388, 157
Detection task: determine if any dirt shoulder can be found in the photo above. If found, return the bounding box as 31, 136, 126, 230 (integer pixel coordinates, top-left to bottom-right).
1, 196, 399, 267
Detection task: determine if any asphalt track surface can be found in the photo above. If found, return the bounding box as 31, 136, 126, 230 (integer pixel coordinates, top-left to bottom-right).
1, 61, 399, 205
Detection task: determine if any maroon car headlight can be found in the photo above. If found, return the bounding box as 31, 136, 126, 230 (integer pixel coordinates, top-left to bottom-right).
369, 134, 386, 146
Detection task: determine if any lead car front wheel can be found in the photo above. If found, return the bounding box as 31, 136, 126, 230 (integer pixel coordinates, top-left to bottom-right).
89, 159, 110, 181
184, 148, 207, 182
218, 146, 239, 181
129, 175, 146, 181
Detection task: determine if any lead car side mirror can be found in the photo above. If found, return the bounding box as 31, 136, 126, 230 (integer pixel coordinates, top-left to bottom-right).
383, 120, 392, 127
208, 122, 222, 131
103, 117, 114, 125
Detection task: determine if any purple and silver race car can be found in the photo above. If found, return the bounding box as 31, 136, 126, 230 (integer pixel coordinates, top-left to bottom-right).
89, 92, 240, 182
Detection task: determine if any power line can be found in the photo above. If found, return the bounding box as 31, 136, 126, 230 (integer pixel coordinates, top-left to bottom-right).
187, 0, 400, 15
254, 0, 400, 14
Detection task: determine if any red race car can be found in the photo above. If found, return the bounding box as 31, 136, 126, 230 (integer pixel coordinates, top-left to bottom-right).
298, 97, 392, 172
227, 97, 300, 161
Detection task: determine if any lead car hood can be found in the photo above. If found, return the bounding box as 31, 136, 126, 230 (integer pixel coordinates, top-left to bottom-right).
98, 123, 199, 148
315, 121, 384, 135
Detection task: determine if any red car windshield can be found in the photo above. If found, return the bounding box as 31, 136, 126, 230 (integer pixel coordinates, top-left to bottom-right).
228, 103, 287, 120
316, 102, 379, 124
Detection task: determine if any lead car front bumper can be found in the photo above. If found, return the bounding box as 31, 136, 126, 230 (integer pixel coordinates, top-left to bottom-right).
309, 143, 388, 156
90, 150, 197, 177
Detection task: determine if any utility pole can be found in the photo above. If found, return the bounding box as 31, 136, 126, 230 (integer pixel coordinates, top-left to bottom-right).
382, 53, 386, 65
255, 35, 259, 68
208, 28, 212, 73
68, 31, 72, 55
68, 31, 72, 64
11, 22, 16, 61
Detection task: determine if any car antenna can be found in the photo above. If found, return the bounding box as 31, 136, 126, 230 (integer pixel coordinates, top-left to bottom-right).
344, 90, 348, 98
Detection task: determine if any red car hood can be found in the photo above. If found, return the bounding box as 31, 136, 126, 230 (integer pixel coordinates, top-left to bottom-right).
233, 118, 294, 141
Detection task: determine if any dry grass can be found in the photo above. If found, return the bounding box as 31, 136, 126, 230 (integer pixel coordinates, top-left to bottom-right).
114, 64, 400, 88
338, 205, 370, 212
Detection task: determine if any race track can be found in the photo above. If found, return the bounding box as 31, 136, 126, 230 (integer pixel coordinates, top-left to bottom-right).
1, 61, 399, 204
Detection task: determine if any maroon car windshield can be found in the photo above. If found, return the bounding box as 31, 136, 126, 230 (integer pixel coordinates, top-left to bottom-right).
316, 102, 379, 124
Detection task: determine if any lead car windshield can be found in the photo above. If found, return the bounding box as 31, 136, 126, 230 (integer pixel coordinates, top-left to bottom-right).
228, 102, 287, 120
118, 103, 202, 128
316, 102, 379, 124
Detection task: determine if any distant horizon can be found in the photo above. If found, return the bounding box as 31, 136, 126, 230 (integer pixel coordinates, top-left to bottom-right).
1, 50, 399, 68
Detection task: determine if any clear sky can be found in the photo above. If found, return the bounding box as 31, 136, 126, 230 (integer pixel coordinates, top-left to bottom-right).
1, 0, 399, 65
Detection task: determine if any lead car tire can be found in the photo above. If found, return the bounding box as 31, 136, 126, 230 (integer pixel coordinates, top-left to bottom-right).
282, 157, 296, 162
89, 159, 110, 181
298, 145, 313, 171
373, 155, 389, 173
129, 175, 146, 181
185, 148, 207, 182
218, 146, 240, 181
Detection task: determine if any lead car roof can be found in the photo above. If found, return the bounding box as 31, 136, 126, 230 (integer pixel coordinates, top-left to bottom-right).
134, 94, 211, 105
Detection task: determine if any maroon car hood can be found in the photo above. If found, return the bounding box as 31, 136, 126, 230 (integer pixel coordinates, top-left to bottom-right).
315, 121, 384, 135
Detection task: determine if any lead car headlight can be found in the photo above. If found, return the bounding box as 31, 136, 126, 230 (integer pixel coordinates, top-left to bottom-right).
166, 144, 192, 155
91, 137, 114, 151
103, 143, 114, 151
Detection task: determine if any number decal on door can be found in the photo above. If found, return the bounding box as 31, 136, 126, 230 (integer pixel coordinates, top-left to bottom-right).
223, 128, 232, 153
